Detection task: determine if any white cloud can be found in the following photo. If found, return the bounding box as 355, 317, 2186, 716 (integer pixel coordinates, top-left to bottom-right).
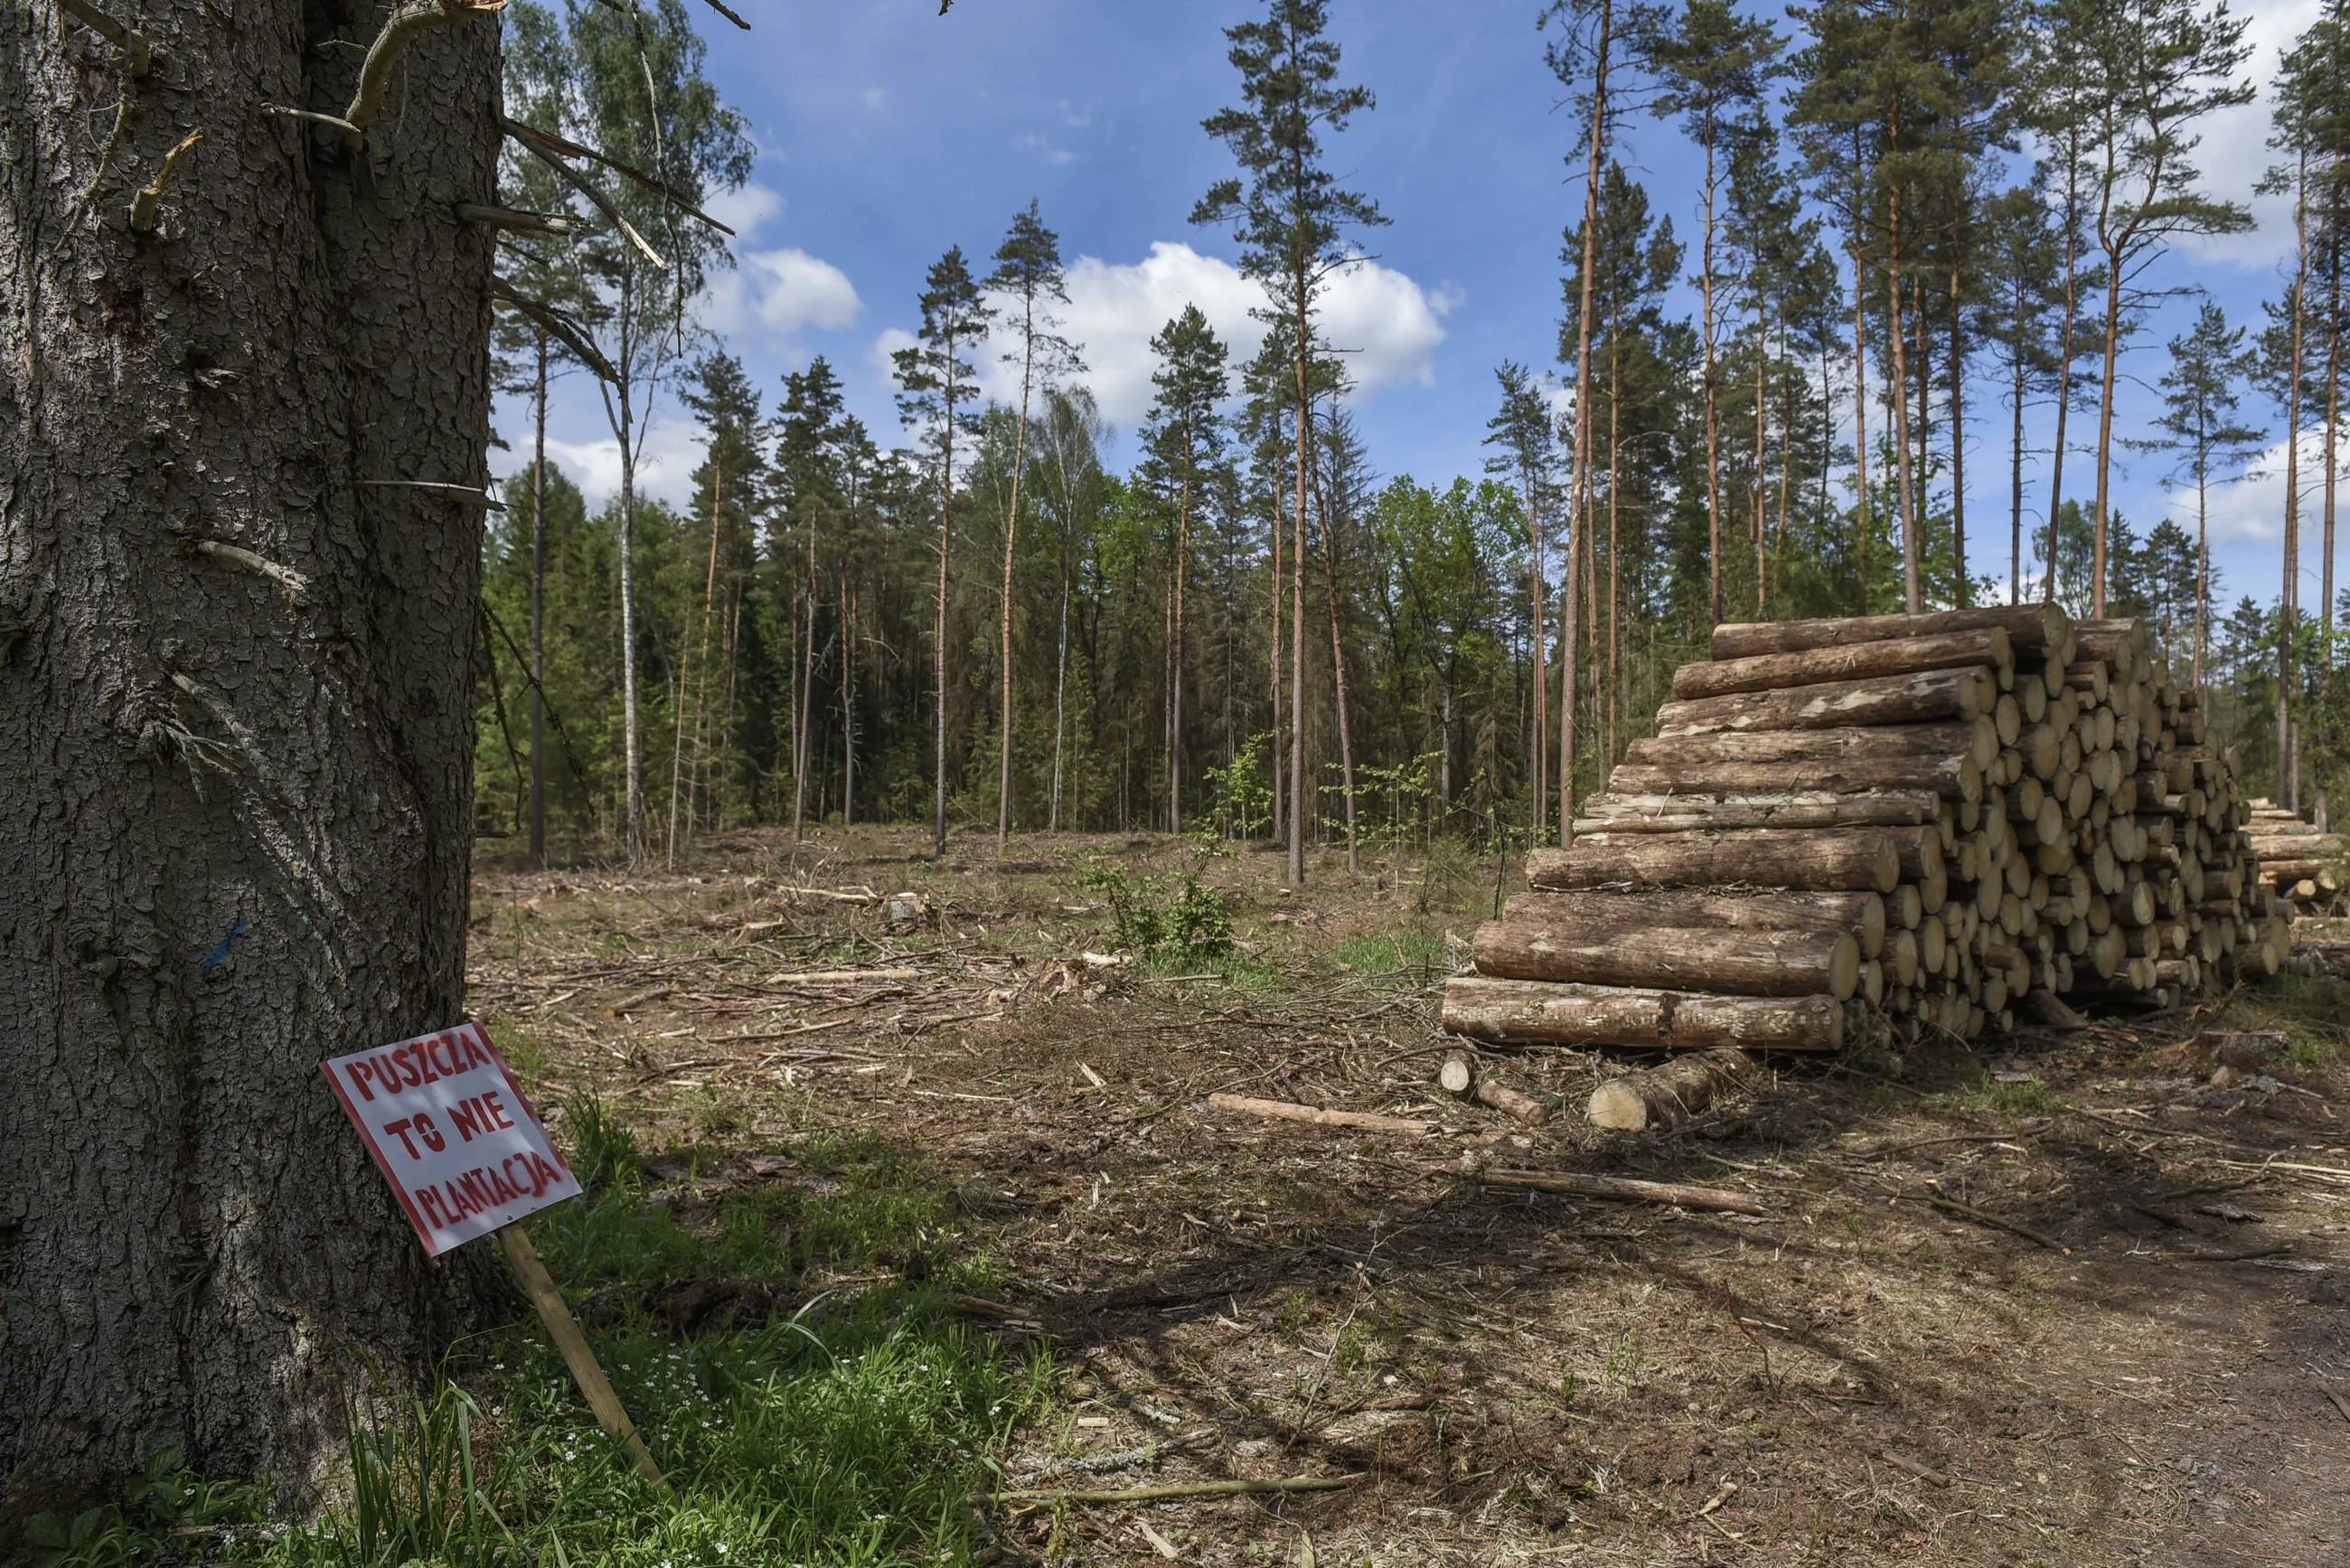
870, 324, 919, 385
494, 416, 710, 511
1014, 131, 1077, 166
2167, 432, 2345, 547
704, 182, 783, 242
699, 247, 863, 343
894, 240, 1454, 429
2178, 0, 2319, 270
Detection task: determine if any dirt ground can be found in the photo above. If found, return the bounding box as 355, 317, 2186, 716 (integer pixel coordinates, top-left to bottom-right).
471, 824, 2350, 1567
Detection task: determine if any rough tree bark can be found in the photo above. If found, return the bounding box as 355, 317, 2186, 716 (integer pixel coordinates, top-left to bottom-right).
1, 0, 503, 1516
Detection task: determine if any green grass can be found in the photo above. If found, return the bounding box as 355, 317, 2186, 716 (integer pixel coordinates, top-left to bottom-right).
26, 1098, 1049, 1568
1330, 924, 1453, 980
2232, 972, 2350, 1069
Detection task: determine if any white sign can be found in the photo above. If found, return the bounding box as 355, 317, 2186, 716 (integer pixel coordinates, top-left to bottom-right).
322, 1020, 581, 1257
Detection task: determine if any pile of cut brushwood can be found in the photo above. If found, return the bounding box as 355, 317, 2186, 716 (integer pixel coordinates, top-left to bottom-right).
2246, 799, 2343, 915
1444, 607, 2296, 1080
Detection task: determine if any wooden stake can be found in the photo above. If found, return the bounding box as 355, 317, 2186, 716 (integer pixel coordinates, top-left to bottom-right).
497, 1225, 669, 1490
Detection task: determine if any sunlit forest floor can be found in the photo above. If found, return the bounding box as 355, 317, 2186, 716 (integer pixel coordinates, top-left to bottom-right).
465, 826, 2350, 1566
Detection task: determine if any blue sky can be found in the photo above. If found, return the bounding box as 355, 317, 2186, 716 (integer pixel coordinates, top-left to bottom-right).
499, 0, 2335, 623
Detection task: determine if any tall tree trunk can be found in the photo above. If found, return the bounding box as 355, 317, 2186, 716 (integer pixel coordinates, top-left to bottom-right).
531, 331, 549, 869
1949, 267, 1969, 608
2090, 252, 2125, 617
1885, 193, 1922, 615
840, 578, 855, 827
1288, 258, 1311, 887
1523, 453, 1547, 836
1698, 129, 1724, 626
1607, 321, 1622, 772
1050, 560, 1068, 830
935, 383, 955, 859
616, 319, 644, 859
2195, 465, 2210, 689
1170, 473, 1190, 834
1752, 297, 1768, 614
791, 527, 814, 842
2285, 160, 2308, 812
1850, 234, 1873, 604
1, 4, 503, 1507
2045, 177, 2081, 605
2325, 222, 2340, 682
1560, 0, 1612, 844
668, 450, 724, 868
2008, 276, 2026, 606
1309, 421, 1358, 872
1269, 489, 1285, 848
999, 313, 1038, 850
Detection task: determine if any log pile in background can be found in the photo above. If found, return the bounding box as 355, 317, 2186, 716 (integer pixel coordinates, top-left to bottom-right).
2244, 800, 2344, 915
1443, 606, 2296, 1057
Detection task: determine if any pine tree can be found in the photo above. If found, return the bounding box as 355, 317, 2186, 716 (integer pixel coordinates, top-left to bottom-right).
671, 352, 763, 857
773, 357, 845, 843
1195, 0, 1386, 887
2140, 303, 2262, 684
2073, 0, 2255, 615
986, 202, 1081, 848
894, 249, 994, 859
1974, 180, 2064, 602
1139, 306, 1233, 834
1484, 362, 1560, 827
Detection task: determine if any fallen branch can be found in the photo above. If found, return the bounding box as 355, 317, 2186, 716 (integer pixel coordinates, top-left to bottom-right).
984, 1474, 1360, 1506
1206, 1094, 1435, 1137
1913, 1193, 2068, 1254
1878, 1450, 1950, 1488
765, 967, 921, 985
1478, 1169, 1768, 1216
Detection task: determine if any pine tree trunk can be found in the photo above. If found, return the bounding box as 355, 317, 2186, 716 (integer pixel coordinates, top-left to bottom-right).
2195, 466, 2210, 690
1560, 0, 1612, 845
1607, 323, 1622, 772
2090, 253, 2125, 617
1050, 561, 1067, 831
841, 578, 855, 827
668, 453, 724, 868
1699, 130, 1724, 627
531, 332, 549, 869
2045, 173, 2082, 605
1310, 422, 1358, 872
617, 319, 644, 859
1524, 455, 1547, 836
1949, 268, 1969, 608
935, 378, 954, 858
1, 5, 503, 1509
1884, 192, 1922, 615
1289, 254, 1311, 887
2286, 161, 2308, 812
2009, 278, 2026, 606
792, 529, 814, 842
1850, 231, 1874, 603
2324, 221, 2340, 682
1269, 487, 1285, 849
999, 313, 1037, 850
1170, 472, 1190, 835
1752, 298, 1768, 615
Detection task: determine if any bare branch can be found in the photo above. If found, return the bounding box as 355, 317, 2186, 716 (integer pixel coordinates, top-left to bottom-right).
358, 478, 506, 511
343, 0, 507, 149
696, 0, 750, 30
489, 277, 619, 382
263, 104, 362, 136
59, 0, 151, 76
511, 135, 668, 270
128, 127, 203, 234
500, 116, 733, 237
194, 539, 310, 599
455, 201, 583, 238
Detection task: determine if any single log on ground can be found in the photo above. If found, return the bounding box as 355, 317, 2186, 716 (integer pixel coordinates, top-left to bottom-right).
1623, 718, 1998, 770
1500, 887, 1887, 958
1674, 627, 2014, 700
1436, 1053, 1553, 1125
1205, 1094, 1434, 1136
1575, 788, 1942, 834
1709, 604, 2070, 662
1477, 1168, 1768, 1216
1527, 830, 1900, 893
1471, 924, 1861, 999
1441, 977, 1844, 1051
1654, 666, 1998, 737
1586, 1047, 1755, 1131
1606, 753, 1981, 803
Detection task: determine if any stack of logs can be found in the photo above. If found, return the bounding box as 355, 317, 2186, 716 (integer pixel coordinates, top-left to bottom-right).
1443, 606, 2295, 1057
2246, 801, 2343, 914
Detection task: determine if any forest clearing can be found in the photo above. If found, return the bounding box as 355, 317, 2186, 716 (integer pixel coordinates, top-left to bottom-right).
447, 827, 2350, 1565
